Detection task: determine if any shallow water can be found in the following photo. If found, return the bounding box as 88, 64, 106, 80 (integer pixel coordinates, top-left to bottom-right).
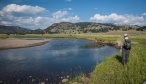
0, 38, 119, 84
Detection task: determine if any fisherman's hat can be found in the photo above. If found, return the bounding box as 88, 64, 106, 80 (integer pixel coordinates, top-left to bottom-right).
124, 34, 128, 37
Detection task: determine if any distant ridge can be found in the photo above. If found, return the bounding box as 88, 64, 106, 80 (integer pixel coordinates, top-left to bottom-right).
45, 22, 141, 34
0, 22, 145, 34
0, 25, 44, 34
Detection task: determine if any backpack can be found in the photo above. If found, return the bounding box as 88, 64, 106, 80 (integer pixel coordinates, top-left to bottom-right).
123, 40, 131, 50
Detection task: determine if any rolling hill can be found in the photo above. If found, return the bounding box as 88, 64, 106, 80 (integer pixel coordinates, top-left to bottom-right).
45, 22, 140, 34
0, 25, 44, 34
0, 22, 144, 34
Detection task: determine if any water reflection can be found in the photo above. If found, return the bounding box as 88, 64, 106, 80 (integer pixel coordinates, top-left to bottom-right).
0, 38, 119, 83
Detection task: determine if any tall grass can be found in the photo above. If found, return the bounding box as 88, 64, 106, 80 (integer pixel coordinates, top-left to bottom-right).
69, 35, 146, 84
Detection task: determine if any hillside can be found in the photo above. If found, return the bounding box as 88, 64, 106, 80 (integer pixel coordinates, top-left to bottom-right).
0, 25, 44, 34
45, 22, 141, 34
1, 22, 145, 34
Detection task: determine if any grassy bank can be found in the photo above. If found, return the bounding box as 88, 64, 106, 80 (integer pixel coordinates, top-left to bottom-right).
0, 34, 120, 41
68, 35, 146, 84
0, 33, 146, 84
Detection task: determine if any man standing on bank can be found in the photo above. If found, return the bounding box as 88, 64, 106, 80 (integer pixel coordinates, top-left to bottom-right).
122, 34, 131, 64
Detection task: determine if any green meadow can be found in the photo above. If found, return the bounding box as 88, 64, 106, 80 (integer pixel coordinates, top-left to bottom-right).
0, 33, 146, 84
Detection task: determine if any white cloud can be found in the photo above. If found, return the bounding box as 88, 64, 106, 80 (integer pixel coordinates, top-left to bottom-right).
0, 4, 49, 29
0, 4, 80, 29
1, 4, 48, 16
90, 13, 145, 25
142, 13, 146, 16
61, 15, 80, 22
52, 10, 68, 19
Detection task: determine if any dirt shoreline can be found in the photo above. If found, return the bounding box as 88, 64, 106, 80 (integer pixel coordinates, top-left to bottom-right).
0, 38, 49, 50
0, 38, 121, 50
87, 38, 122, 48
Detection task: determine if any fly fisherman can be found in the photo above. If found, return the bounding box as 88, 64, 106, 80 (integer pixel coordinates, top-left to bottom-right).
122, 34, 131, 64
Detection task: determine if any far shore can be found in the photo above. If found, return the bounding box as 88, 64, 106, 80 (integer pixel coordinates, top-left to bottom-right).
0, 34, 122, 50
0, 38, 49, 50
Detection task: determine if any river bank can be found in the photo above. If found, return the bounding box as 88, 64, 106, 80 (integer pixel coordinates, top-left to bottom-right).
0, 34, 122, 49
0, 38, 49, 50
87, 38, 122, 49
68, 35, 146, 84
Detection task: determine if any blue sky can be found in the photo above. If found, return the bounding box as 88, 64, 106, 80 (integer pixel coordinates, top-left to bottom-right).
0, 0, 146, 29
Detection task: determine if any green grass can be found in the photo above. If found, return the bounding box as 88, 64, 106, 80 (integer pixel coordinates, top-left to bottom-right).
0, 34, 10, 39
0, 34, 120, 40
68, 35, 146, 84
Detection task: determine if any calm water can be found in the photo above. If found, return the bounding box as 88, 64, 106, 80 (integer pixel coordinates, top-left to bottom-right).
0, 38, 119, 84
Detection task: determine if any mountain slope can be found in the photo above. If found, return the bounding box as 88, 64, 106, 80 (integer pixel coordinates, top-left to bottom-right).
0, 25, 32, 34
0, 25, 44, 34
45, 22, 140, 34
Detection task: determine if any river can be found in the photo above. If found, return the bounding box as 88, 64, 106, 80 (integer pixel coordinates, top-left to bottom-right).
0, 38, 119, 84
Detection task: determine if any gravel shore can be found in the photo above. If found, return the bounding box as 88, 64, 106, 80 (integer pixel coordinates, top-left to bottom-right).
0, 38, 49, 50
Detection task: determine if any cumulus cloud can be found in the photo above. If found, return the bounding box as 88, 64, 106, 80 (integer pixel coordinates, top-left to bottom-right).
1, 4, 48, 16
52, 10, 68, 19
0, 4, 80, 29
90, 13, 145, 25
0, 4, 49, 29
142, 13, 146, 16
